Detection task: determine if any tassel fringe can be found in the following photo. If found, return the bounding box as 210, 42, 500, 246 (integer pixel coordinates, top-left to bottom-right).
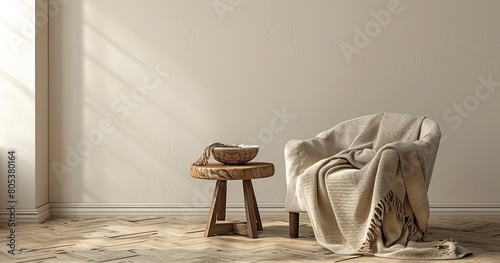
359, 191, 427, 254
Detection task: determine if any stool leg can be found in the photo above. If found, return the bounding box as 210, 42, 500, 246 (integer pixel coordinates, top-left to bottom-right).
243, 180, 258, 238
246, 180, 263, 231
205, 180, 227, 237
289, 212, 299, 238
217, 180, 227, 221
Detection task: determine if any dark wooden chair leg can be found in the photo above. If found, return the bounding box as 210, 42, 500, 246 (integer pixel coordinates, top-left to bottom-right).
289, 212, 299, 238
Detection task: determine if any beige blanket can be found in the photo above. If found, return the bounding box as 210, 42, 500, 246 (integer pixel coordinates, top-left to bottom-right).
297, 113, 470, 259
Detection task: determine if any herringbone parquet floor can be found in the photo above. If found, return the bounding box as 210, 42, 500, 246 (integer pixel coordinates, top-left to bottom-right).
1, 215, 499, 262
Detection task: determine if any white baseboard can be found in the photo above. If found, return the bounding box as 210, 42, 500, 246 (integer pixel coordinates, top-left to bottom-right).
37, 203, 52, 222
0, 203, 51, 224
430, 203, 500, 217
50, 203, 287, 218
4, 203, 500, 221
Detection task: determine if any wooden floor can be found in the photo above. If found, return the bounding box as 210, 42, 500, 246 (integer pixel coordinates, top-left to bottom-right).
1, 215, 499, 262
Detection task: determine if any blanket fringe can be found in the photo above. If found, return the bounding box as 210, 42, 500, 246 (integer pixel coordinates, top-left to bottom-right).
359, 191, 426, 254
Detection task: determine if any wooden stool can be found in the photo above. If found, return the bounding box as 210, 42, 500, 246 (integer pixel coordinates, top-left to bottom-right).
190, 162, 274, 239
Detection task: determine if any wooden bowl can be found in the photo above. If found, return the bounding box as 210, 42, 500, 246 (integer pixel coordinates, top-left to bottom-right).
211, 145, 259, 165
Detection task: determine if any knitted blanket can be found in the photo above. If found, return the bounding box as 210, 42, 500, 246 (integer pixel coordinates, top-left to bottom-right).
297, 113, 470, 259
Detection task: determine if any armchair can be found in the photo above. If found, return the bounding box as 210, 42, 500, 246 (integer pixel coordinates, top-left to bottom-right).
284, 114, 441, 238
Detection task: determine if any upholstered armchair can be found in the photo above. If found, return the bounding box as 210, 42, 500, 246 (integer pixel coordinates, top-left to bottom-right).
284, 114, 441, 238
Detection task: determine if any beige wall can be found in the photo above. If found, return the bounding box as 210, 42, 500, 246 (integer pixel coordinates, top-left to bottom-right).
0, 0, 49, 222
35, 0, 50, 211
48, 0, 500, 215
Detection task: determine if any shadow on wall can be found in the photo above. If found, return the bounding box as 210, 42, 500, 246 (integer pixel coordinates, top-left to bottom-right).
0, 0, 39, 209
47, 0, 303, 205
49, 0, 235, 204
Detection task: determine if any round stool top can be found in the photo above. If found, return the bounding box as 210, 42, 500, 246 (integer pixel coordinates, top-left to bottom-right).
190, 162, 274, 180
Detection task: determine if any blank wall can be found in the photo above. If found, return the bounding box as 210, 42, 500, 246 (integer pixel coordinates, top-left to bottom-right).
48, 0, 500, 215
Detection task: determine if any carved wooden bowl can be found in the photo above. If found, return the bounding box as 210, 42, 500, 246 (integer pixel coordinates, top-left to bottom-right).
211, 145, 259, 165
